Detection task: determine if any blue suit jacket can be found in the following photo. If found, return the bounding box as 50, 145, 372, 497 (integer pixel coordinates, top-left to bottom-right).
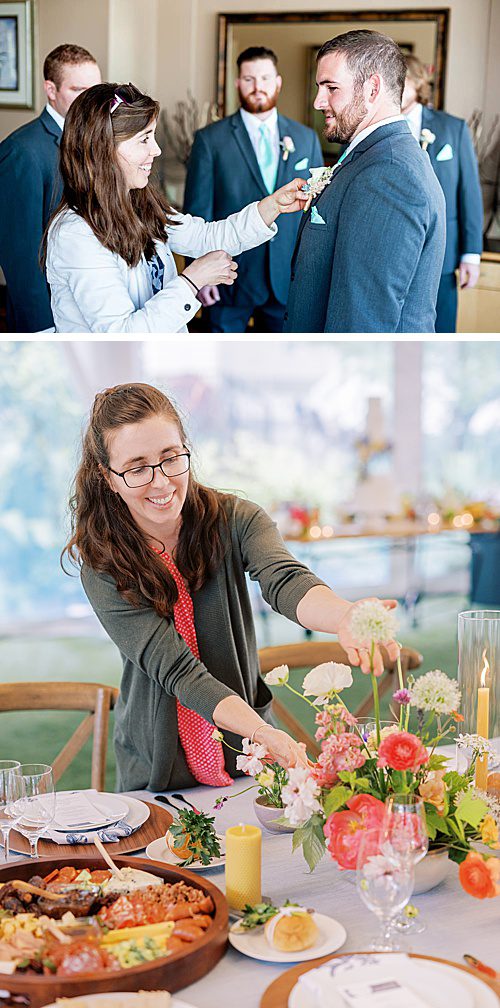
183, 111, 323, 307
0, 108, 62, 332
421, 106, 483, 274
284, 121, 446, 333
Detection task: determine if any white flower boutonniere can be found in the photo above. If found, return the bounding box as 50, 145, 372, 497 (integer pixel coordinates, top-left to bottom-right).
420, 128, 436, 152
280, 135, 295, 161
301, 165, 335, 210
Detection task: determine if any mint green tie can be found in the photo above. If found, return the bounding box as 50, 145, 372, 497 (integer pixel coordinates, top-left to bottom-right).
258, 125, 277, 193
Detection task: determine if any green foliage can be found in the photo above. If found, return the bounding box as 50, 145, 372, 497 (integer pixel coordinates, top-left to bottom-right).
292, 814, 326, 871
455, 794, 489, 829
169, 808, 221, 866
323, 785, 352, 817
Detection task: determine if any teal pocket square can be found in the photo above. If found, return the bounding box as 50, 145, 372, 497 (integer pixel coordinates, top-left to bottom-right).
310, 206, 326, 225
294, 156, 308, 170
436, 143, 453, 161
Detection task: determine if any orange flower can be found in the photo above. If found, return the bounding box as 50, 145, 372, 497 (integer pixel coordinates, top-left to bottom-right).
451, 710, 464, 722
418, 770, 446, 814
459, 852, 500, 899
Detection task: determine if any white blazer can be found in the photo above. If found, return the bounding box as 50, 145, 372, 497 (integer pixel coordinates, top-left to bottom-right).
46, 203, 277, 333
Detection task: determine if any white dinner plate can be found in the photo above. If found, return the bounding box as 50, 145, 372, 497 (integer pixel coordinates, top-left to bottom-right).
288, 956, 497, 1008
146, 834, 225, 871
229, 912, 346, 963
52, 791, 130, 831
45, 996, 196, 1008
9, 794, 150, 853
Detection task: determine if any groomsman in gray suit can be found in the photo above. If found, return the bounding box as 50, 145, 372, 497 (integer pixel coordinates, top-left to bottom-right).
402, 55, 483, 333
284, 31, 446, 333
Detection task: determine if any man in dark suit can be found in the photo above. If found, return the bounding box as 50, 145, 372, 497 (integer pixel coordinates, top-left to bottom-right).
284, 31, 445, 333
183, 46, 323, 332
402, 55, 483, 333
0, 44, 101, 332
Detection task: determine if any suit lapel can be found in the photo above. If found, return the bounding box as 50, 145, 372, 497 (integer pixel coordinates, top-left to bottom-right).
421, 105, 438, 163
275, 114, 292, 189
40, 107, 63, 147
231, 111, 268, 196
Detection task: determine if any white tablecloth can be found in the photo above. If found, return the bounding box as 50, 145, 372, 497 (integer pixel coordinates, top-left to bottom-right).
128, 773, 500, 1008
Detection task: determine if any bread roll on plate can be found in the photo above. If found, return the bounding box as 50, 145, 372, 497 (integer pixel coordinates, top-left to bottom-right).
264, 906, 319, 952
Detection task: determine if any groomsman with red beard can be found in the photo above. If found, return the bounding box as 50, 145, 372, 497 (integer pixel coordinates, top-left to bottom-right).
184, 46, 322, 332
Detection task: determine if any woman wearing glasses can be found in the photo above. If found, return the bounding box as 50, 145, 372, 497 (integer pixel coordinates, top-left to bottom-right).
43, 83, 307, 333
64, 383, 399, 792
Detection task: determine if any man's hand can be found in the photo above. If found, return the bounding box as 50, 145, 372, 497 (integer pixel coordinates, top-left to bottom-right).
459, 262, 481, 289
197, 285, 221, 307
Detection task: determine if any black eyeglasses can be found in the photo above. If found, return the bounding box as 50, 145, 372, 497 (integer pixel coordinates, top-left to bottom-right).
109, 452, 191, 488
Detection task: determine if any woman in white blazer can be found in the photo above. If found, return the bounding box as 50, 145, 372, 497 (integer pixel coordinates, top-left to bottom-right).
44, 83, 307, 333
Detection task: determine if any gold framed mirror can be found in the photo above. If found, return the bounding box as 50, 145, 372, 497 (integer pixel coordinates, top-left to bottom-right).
218, 9, 449, 161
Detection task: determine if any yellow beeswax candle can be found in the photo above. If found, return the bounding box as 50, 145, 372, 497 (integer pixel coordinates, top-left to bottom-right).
225, 823, 261, 910
475, 649, 490, 790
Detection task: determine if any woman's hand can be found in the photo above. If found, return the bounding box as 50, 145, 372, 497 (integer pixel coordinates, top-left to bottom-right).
253, 724, 309, 770
336, 598, 400, 677
258, 178, 309, 225
182, 251, 237, 291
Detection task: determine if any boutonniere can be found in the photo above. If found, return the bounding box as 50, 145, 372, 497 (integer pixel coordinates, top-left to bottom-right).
420, 128, 436, 152
280, 136, 295, 161
301, 166, 335, 210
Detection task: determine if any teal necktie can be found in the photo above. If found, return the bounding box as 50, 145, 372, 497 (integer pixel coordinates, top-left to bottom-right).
258, 125, 277, 193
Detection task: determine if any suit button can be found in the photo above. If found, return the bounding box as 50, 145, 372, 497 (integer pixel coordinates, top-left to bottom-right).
184, 304, 191, 311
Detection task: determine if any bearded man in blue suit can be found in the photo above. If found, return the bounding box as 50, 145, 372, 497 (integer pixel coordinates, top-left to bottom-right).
0, 44, 100, 332
184, 46, 323, 332
284, 31, 446, 334
402, 55, 483, 333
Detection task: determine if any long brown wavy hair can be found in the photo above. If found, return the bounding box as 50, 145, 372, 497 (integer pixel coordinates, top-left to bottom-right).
43, 82, 178, 268
63, 384, 229, 619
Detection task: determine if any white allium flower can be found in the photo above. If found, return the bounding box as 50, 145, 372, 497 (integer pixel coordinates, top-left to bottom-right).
349, 600, 398, 645
302, 662, 353, 704
236, 738, 268, 776
455, 733, 497, 757
409, 669, 461, 714
264, 664, 290, 686
281, 766, 321, 826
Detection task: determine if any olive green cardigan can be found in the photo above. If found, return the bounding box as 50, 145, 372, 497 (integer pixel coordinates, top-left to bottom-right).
81, 495, 324, 791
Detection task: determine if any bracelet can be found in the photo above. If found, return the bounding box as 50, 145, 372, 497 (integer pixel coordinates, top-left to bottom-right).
180, 272, 200, 295
250, 724, 270, 745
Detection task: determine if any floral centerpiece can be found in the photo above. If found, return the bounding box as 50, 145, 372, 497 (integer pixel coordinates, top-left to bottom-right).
255, 601, 500, 900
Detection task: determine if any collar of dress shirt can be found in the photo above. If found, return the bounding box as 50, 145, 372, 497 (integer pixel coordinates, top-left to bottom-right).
45, 102, 65, 131
404, 102, 423, 142
240, 105, 278, 140
341, 114, 406, 161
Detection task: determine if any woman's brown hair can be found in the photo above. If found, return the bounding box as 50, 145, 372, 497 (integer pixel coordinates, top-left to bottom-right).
63, 384, 228, 619
43, 82, 178, 268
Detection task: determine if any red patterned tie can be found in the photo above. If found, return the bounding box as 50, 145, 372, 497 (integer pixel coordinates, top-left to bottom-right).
153, 550, 232, 787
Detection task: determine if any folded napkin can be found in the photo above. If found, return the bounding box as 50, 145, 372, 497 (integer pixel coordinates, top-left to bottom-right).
46, 819, 135, 844
299, 955, 434, 1008
40, 789, 135, 844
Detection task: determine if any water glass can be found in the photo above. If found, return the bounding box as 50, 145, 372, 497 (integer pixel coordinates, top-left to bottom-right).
0, 761, 23, 860
384, 793, 428, 933
14, 764, 56, 859
356, 825, 414, 951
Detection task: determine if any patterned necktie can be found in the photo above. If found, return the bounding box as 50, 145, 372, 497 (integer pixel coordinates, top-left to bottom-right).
258, 124, 277, 193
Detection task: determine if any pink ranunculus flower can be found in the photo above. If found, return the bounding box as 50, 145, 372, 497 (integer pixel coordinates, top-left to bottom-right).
324, 794, 386, 870
377, 730, 429, 772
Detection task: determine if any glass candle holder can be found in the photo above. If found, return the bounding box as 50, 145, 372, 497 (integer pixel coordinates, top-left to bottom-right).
458, 611, 499, 788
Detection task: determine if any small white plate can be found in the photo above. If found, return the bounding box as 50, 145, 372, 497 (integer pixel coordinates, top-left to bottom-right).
229, 912, 346, 963
288, 956, 495, 1008
52, 791, 130, 831
146, 835, 225, 871
45, 996, 196, 1008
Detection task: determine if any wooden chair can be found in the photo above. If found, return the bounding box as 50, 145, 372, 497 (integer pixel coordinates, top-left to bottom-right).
0, 682, 119, 790
259, 641, 422, 758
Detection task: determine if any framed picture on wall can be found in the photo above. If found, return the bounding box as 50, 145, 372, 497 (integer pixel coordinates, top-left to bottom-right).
0, 0, 34, 108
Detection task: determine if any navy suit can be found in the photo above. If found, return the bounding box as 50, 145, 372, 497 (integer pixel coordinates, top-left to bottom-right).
420, 106, 483, 333
284, 121, 446, 333
0, 108, 62, 332
183, 110, 323, 332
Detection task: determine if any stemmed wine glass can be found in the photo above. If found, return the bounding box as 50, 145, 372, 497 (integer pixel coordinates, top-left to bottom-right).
14, 764, 56, 859
384, 793, 429, 934
0, 761, 23, 860
356, 825, 414, 951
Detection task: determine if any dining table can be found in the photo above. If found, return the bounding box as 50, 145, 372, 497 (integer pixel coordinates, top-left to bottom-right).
127, 772, 500, 1008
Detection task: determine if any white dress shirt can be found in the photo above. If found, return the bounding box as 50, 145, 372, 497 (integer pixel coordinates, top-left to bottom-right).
403, 103, 479, 265
46, 203, 277, 333
45, 103, 65, 131
240, 107, 280, 175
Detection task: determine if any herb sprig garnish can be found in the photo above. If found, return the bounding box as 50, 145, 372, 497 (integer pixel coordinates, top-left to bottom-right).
169, 808, 222, 866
